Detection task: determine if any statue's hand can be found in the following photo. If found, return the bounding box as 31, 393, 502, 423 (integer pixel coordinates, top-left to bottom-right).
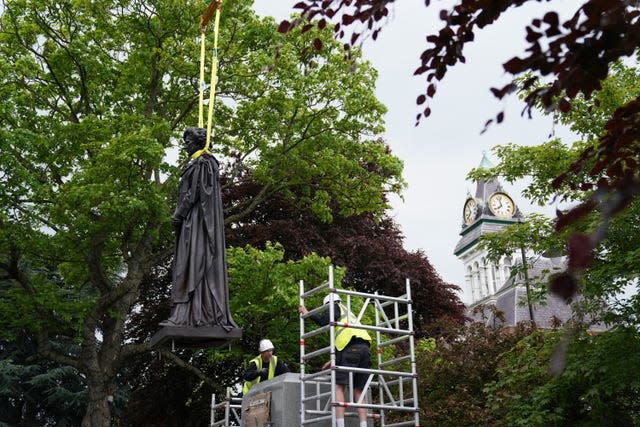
171, 216, 182, 229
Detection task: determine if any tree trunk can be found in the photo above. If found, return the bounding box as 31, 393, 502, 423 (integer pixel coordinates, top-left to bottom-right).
80, 238, 150, 426
82, 378, 114, 427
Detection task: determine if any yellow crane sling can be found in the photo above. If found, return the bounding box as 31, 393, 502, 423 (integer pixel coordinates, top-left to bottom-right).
193, 0, 223, 160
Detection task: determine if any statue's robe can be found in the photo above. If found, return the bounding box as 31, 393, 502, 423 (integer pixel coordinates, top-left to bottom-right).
164, 153, 237, 329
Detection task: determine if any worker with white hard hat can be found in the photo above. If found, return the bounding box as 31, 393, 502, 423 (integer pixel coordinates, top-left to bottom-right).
323, 293, 341, 305
242, 338, 289, 394
299, 291, 371, 427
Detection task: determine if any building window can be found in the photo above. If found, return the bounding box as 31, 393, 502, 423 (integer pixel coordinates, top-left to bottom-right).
503, 256, 512, 282
473, 261, 481, 297
492, 263, 500, 291
467, 266, 474, 301
482, 258, 491, 296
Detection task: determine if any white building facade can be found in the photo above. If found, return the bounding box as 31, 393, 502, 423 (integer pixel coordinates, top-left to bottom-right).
454, 153, 572, 328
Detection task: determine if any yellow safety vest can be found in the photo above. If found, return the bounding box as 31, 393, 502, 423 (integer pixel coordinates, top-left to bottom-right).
242, 355, 277, 395
335, 303, 371, 351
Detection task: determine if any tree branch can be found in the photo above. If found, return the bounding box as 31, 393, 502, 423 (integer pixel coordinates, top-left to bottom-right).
120, 342, 151, 360
158, 349, 217, 387
85, 230, 114, 294
35, 328, 83, 370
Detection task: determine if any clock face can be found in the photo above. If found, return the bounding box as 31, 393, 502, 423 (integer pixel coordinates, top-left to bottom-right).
463, 198, 478, 224
488, 192, 515, 218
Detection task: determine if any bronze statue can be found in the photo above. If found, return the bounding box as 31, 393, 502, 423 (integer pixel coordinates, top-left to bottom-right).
161, 127, 237, 330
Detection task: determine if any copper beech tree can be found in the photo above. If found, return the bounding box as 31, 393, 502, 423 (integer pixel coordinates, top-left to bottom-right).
280, 0, 640, 300
119, 172, 467, 425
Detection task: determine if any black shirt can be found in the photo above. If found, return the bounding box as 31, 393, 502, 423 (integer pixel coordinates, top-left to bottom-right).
309, 302, 341, 326
308, 303, 370, 348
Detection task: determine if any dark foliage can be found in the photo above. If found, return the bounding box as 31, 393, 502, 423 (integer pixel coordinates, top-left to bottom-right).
548, 271, 580, 303
0, 332, 86, 427
416, 313, 536, 426
282, 0, 640, 302
223, 176, 467, 338
119, 349, 241, 427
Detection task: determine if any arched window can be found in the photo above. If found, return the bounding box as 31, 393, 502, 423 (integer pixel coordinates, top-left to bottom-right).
492, 263, 500, 291
473, 261, 481, 297
503, 256, 513, 282
467, 265, 475, 301
482, 258, 491, 296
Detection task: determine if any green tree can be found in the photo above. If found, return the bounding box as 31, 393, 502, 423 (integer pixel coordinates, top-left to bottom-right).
486, 327, 640, 426
469, 60, 640, 319
0, 0, 403, 424
466, 61, 640, 425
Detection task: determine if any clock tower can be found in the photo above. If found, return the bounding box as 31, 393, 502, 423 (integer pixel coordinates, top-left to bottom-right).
453, 152, 523, 305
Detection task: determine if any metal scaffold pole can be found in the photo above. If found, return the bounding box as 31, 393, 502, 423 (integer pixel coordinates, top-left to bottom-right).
299, 266, 420, 426
210, 387, 242, 426
406, 278, 420, 427
300, 278, 307, 427
328, 265, 337, 427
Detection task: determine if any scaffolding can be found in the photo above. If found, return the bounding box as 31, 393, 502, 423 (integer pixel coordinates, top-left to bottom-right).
299, 266, 420, 427
210, 387, 242, 427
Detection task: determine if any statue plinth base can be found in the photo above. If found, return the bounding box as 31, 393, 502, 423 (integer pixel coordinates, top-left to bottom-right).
150, 325, 242, 349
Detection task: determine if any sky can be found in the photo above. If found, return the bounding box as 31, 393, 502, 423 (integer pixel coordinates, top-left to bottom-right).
252, 1, 581, 304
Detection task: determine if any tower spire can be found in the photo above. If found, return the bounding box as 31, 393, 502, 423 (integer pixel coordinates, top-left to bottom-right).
478, 150, 495, 169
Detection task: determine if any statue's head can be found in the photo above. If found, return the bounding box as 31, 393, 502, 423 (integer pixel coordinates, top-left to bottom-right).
182, 127, 207, 156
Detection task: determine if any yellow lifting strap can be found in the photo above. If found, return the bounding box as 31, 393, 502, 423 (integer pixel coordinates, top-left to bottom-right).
194, 0, 223, 160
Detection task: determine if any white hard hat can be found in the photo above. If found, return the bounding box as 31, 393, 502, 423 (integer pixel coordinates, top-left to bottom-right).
258, 339, 274, 352
323, 293, 341, 305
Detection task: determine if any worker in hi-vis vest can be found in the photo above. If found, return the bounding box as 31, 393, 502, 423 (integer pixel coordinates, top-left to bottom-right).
299, 293, 372, 427
242, 339, 289, 395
